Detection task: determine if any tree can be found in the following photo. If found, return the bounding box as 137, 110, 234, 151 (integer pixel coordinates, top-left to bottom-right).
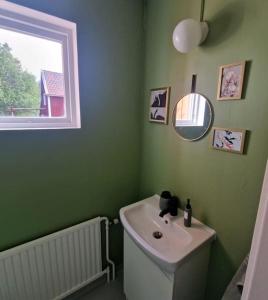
0, 43, 39, 116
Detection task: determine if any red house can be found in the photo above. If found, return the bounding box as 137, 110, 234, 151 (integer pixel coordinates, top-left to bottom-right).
40, 70, 65, 117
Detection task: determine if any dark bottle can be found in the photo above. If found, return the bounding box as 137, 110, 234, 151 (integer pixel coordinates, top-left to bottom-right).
184, 199, 192, 227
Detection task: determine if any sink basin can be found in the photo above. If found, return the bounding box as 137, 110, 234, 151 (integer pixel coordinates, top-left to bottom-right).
120, 194, 216, 272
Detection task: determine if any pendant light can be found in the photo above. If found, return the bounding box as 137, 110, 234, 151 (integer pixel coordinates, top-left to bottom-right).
172, 0, 209, 54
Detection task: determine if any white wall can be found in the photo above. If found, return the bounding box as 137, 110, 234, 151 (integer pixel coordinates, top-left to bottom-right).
242, 160, 268, 300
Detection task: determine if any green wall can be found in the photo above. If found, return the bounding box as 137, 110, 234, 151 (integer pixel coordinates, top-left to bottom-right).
140, 0, 268, 299
0, 0, 144, 264
2, 1, 268, 299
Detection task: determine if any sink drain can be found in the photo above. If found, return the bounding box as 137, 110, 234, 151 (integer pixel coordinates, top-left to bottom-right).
153, 231, 163, 239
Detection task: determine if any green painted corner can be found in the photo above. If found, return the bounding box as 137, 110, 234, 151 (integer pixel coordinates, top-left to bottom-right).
140, 0, 268, 299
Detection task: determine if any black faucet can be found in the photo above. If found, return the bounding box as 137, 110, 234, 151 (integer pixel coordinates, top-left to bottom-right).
159, 208, 170, 218
159, 196, 178, 217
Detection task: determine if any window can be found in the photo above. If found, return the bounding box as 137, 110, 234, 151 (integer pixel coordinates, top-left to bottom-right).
0, 1, 80, 129
176, 94, 205, 127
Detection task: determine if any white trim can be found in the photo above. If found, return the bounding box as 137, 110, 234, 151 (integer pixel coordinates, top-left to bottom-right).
72, 24, 81, 128
42, 94, 46, 106
47, 96, 52, 117
0, 0, 76, 29
242, 160, 268, 300
0, 0, 81, 129
41, 71, 49, 95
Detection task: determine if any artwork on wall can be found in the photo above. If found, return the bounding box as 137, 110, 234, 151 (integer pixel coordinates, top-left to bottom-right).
149, 87, 170, 124
217, 61, 246, 100
211, 127, 246, 154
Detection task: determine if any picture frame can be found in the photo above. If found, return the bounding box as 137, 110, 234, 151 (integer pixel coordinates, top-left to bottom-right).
217, 61, 246, 100
149, 87, 170, 124
211, 127, 246, 154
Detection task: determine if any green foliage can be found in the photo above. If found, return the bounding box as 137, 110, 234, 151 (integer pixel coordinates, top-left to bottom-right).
0, 43, 39, 116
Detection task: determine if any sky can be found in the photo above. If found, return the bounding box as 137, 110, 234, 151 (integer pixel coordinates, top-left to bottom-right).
0, 27, 63, 80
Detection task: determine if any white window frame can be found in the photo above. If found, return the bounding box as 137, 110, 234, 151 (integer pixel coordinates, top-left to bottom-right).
0, 1, 81, 130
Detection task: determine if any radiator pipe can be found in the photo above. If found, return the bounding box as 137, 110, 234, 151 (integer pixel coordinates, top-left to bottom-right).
100, 217, 116, 281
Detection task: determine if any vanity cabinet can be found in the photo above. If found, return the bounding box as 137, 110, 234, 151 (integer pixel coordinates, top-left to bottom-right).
124, 231, 211, 300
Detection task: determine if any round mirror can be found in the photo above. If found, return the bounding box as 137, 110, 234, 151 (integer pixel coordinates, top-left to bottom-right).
173, 93, 213, 141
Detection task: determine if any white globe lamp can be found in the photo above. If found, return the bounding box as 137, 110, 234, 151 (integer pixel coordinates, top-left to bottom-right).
172, 18, 209, 54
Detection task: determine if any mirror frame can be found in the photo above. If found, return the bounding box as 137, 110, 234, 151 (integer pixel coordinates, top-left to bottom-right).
172, 93, 213, 142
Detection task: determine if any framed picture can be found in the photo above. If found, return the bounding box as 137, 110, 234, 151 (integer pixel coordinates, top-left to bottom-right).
217, 61, 246, 100
149, 87, 170, 124
211, 127, 246, 154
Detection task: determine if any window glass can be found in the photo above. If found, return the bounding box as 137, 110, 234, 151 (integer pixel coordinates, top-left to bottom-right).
0, 27, 65, 118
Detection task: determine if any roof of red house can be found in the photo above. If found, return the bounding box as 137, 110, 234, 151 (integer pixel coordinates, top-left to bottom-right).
41, 70, 64, 97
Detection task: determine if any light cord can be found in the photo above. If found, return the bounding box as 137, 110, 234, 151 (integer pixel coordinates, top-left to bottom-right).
200, 0, 206, 22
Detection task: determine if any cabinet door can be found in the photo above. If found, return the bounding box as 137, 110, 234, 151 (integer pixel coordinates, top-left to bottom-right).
124, 231, 173, 300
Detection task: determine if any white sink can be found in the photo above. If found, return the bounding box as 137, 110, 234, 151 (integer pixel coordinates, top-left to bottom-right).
120, 194, 216, 272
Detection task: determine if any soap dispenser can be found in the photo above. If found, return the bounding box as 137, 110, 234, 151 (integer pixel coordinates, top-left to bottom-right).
184, 198, 192, 227
160, 191, 171, 210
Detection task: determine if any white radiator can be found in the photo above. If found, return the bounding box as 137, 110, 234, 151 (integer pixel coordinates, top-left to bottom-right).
0, 216, 115, 300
